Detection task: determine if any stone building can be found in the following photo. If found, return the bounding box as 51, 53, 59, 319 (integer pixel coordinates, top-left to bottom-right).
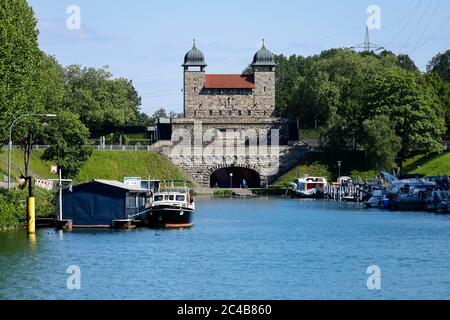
168, 41, 299, 188
182, 40, 276, 119
172, 40, 296, 143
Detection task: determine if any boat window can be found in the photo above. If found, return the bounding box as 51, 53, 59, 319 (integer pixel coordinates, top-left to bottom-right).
138, 195, 146, 207
169, 195, 175, 201
164, 195, 169, 200
296, 182, 306, 191
176, 195, 185, 202
154, 195, 164, 202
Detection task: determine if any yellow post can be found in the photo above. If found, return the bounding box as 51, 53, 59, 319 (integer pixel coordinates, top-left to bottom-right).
27, 197, 36, 235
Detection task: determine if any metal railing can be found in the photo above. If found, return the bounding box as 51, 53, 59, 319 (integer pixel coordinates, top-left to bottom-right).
95, 145, 154, 151
2, 144, 155, 151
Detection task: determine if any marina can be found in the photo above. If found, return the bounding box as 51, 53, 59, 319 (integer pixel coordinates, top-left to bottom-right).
287, 172, 450, 214
31, 171, 450, 231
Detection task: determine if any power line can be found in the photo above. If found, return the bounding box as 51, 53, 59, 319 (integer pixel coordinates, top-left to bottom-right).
412, 16, 450, 52
399, 0, 434, 52
384, 0, 423, 48
410, 0, 444, 54
384, 0, 425, 30
296, 1, 425, 50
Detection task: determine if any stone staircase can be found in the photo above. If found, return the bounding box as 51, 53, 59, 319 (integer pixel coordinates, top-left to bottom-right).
269, 144, 308, 183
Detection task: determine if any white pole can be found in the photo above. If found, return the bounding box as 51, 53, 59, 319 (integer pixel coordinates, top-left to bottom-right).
59, 169, 63, 221
7, 139, 12, 189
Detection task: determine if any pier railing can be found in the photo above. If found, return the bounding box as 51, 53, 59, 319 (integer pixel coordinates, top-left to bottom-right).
324, 185, 366, 202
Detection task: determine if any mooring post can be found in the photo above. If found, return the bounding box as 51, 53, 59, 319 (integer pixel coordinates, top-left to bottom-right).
27, 196, 35, 235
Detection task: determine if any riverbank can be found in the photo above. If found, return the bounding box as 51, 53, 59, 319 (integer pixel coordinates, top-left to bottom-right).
0, 149, 187, 183
274, 151, 450, 187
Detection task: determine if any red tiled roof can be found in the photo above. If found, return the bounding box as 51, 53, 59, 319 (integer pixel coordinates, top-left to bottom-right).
204, 74, 255, 89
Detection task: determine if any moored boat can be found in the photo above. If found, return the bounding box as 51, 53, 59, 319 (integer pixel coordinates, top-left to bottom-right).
145, 180, 195, 228
291, 176, 328, 199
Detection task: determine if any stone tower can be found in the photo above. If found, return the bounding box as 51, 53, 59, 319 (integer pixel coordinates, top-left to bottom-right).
182, 40, 207, 118
181, 40, 277, 119
251, 41, 276, 117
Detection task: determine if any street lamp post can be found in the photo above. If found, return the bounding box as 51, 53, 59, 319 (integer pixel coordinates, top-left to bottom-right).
337, 161, 342, 181
230, 173, 233, 189
7, 113, 57, 189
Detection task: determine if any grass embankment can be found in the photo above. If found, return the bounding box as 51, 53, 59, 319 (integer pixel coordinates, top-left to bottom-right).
0, 149, 186, 183
0, 149, 53, 180
273, 151, 450, 187
75, 151, 186, 183
404, 152, 450, 176
273, 151, 377, 187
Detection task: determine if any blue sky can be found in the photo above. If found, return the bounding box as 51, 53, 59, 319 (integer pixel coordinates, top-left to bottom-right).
28, 0, 450, 116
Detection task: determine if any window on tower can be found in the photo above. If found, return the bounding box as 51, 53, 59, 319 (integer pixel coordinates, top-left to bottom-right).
202, 89, 252, 96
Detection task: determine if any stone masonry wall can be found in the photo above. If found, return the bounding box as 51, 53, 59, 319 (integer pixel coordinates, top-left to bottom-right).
183, 70, 275, 119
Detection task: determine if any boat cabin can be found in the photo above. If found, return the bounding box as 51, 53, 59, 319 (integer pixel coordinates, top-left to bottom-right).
295, 177, 328, 191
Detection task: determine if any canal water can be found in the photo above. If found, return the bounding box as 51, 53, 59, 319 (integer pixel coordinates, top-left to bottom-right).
1, 198, 450, 300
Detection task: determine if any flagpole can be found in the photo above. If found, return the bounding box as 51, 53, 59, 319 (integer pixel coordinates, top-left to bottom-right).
59, 169, 63, 221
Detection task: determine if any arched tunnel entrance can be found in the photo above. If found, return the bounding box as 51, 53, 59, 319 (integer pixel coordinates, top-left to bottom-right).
210, 167, 261, 188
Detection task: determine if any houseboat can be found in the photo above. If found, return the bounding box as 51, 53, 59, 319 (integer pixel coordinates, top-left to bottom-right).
61, 180, 150, 229
145, 180, 195, 228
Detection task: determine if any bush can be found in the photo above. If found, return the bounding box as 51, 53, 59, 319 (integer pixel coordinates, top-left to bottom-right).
0, 188, 55, 230
0, 190, 26, 229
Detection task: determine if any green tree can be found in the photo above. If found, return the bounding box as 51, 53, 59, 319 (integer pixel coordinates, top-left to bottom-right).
362, 115, 401, 170
0, 0, 46, 177
397, 54, 419, 72
424, 72, 450, 135
427, 50, 450, 83
41, 111, 92, 178
40, 54, 66, 112
315, 50, 390, 150
63, 65, 142, 131
367, 69, 446, 167
151, 108, 169, 121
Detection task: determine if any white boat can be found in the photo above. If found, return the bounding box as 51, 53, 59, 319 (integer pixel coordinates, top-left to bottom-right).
292, 176, 328, 199
145, 180, 195, 228
365, 189, 387, 208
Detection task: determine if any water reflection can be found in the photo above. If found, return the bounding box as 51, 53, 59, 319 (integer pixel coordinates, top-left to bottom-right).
1, 199, 450, 300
